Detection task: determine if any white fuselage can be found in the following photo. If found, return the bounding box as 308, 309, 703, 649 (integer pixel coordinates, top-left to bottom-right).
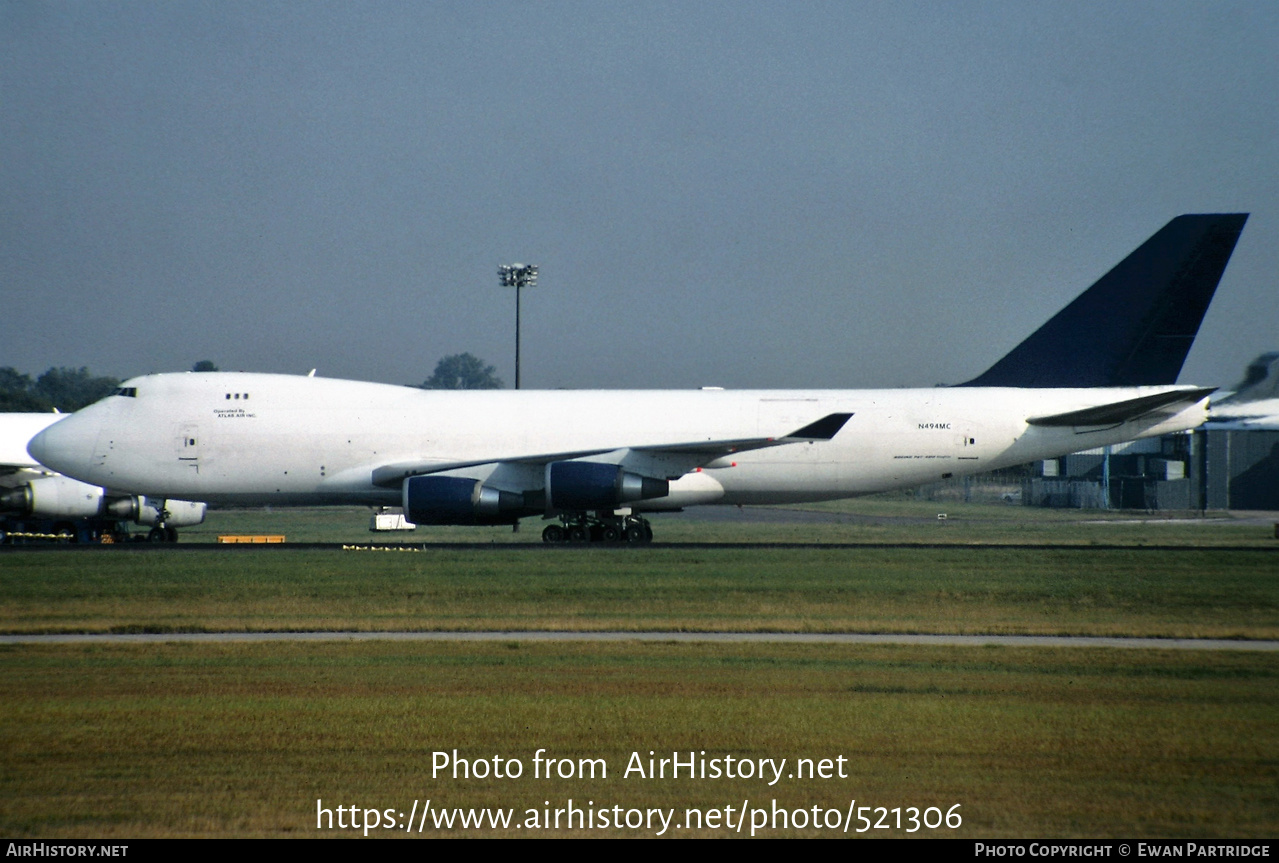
28, 372, 1210, 512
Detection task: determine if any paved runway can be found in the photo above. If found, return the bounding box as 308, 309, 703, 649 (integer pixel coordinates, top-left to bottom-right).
2, 630, 1275, 650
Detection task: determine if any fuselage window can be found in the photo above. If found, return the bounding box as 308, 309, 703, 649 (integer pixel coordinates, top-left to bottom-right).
112, 387, 137, 398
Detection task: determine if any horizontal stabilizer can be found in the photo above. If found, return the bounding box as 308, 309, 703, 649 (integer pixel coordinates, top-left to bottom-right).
1026, 387, 1215, 427
961, 214, 1247, 387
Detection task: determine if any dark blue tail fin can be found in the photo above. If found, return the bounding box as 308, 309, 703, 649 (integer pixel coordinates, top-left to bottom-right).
960, 213, 1248, 387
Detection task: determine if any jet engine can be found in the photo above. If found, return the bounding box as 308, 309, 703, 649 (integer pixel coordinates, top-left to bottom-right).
545, 461, 669, 511
0, 476, 206, 526
103, 496, 207, 528
0, 474, 103, 518
402, 475, 526, 525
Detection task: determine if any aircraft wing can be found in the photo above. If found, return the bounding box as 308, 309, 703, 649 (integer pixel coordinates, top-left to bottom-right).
0, 413, 64, 490
371, 412, 853, 487
0, 413, 63, 471
0, 414, 69, 510
1026, 387, 1215, 427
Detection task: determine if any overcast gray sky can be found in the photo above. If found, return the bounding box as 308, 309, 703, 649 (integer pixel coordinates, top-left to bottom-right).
3, 1, 1276, 391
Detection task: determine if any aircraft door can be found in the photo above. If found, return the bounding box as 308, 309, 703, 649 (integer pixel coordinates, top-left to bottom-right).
175, 424, 200, 473
955, 422, 982, 463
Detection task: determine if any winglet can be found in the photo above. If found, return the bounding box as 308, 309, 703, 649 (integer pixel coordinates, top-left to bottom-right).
960, 214, 1247, 387
785, 413, 853, 440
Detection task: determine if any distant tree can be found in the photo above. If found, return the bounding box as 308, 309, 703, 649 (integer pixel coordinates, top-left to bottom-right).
418, 353, 504, 390
0, 390, 51, 412
0, 367, 51, 412
0, 367, 33, 393
192, 360, 219, 372
32, 367, 120, 412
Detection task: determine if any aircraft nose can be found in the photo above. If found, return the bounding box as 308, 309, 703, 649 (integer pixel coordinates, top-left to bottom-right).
27, 414, 99, 478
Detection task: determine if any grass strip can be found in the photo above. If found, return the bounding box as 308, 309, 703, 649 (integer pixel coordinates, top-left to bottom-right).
0, 641, 1273, 838
2, 547, 1275, 638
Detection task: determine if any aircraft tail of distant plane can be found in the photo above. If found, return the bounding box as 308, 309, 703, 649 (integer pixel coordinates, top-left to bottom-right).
1217, 351, 1279, 405
960, 213, 1248, 388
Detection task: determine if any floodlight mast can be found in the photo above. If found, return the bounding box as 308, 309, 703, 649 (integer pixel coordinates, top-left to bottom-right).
498, 264, 537, 389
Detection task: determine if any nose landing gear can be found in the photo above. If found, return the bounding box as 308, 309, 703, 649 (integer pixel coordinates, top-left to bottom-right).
145, 501, 179, 543
146, 525, 179, 543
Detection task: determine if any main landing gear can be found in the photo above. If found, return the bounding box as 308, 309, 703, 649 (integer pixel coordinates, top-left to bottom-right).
541, 512, 654, 544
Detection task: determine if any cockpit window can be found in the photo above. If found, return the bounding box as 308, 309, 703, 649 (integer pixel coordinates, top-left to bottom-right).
112, 387, 138, 398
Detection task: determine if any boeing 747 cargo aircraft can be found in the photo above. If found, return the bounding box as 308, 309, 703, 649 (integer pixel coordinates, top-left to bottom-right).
28, 214, 1248, 542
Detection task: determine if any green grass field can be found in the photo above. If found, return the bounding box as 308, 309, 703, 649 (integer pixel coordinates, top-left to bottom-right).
1, 641, 1274, 838
1, 546, 1275, 638
1, 502, 1275, 838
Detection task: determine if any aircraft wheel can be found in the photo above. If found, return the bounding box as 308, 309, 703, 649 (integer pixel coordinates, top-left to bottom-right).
600, 525, 621, 543
542, 525, 565, 543
644, 523, 654, 543
147, 527, 168, 543
566, 526, 588, 543
624, 524, 646, 544
165, 526, 179, 543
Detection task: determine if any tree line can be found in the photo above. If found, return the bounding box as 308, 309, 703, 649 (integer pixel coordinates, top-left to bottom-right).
0, 367, 122, 413
1, 353, 503, 412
